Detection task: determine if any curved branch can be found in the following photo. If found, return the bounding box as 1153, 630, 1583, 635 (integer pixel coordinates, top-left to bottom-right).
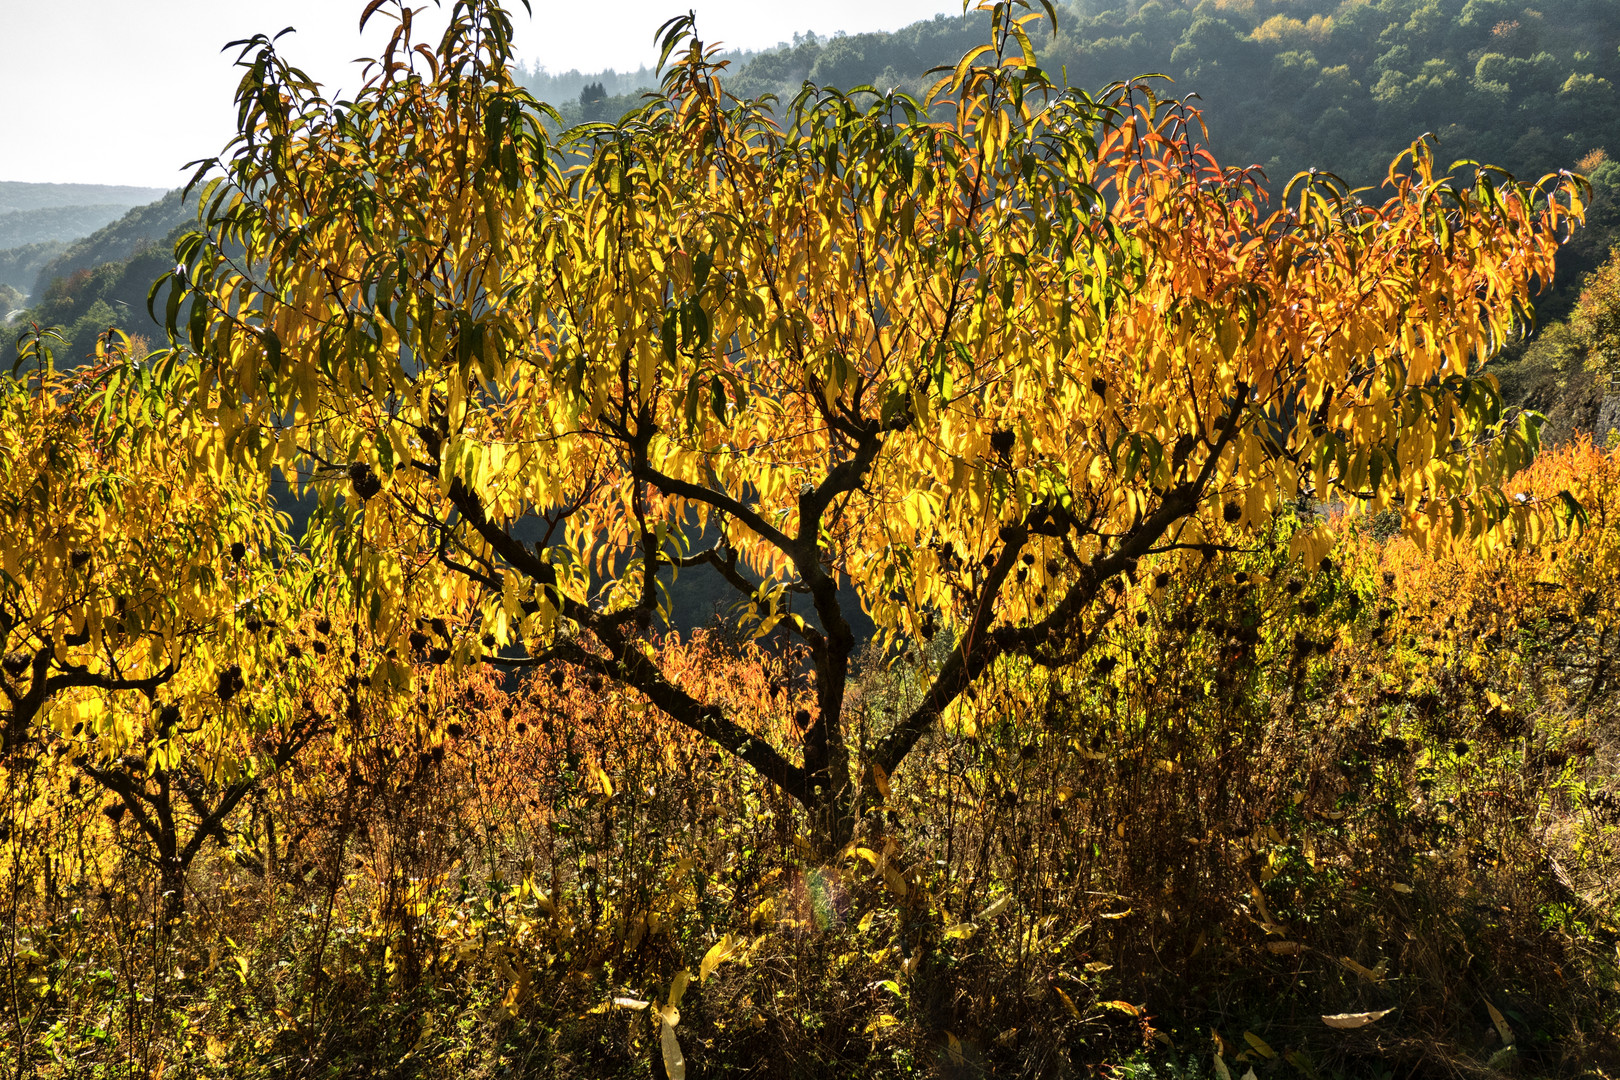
551, 638, 810, 804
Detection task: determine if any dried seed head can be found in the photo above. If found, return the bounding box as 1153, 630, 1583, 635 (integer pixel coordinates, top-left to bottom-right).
348, 462, 382, 501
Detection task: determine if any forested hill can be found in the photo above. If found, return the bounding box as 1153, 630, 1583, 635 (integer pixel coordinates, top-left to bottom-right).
523, 0, 1620, 418
1051, 0, 1615, 198
8, 0, 1617, 379
534, 0, 1617, 205
0, 190, 196, 361
0, 180, 164, 215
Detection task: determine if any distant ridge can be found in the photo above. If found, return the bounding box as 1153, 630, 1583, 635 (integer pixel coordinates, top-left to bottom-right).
0, 181, 166, 215
27, 188, 195, 301
0, 205, 129, 249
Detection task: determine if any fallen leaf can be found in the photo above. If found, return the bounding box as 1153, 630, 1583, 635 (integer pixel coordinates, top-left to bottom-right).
660, 1015, 685, 1080
668, 970, 691, 1009
978, 894, 1011, 920
1243, 1032, 1276, 1059
1340, 956, 1387, 984
1486, 998, 1515, 1046
1322, 1008, 1394, 1030
700, 935, 742, 982
872, 762, 892, 800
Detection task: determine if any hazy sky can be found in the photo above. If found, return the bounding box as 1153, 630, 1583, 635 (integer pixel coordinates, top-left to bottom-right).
1, 0, 961, 189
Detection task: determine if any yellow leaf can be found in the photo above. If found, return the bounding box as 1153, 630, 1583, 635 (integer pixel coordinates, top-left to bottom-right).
750, 897, 776, 928
1340, 957, 1387, 984
699, 932, 741, 984
978, 894, 1011, 920
660, 1015, 686, 1080
1322, 1008, 1394, 1030
1485, 998, 1515, 1046
871, 761, 892, 800
1100, 1000, 1141, 1016
1053, 986, 1082, 1019
942, 922, 977, 940
668, 970, 691, 1009
1243, 1032, 1276, 1059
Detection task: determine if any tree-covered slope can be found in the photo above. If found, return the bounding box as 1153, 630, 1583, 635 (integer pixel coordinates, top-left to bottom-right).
0, 204, 129, 249
515, 0, 1620, 428
1046, 0, 1617, 202
0, 190, 197, 364
0, 241, 63, 296
526, 0, 1617, 200
27, 188, 195, 301
0, 180, 164, 215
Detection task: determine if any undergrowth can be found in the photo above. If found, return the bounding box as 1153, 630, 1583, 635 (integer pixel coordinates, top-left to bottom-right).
5, 441, 1620, 1079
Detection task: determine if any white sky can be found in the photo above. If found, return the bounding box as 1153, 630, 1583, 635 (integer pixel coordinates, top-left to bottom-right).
1, 0, 962, 189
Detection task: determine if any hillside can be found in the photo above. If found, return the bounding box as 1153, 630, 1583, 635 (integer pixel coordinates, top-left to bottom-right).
0, 182, 174, 302
0, 190, 196, 364
26, 187, 195, 301
9, 11, 1620, 1078
10, 0, 1619, 394
0, 241, 63, 296
0, 180, 164, 214
521, 0, 1620, 430
529, 0, 1618, 205
1044, 0, 1617, 202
